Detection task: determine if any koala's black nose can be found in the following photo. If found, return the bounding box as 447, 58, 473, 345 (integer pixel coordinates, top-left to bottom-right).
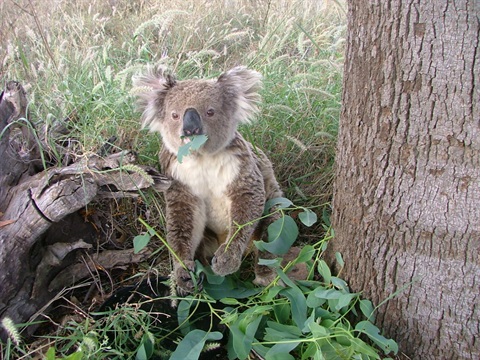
183, 108, 203, 136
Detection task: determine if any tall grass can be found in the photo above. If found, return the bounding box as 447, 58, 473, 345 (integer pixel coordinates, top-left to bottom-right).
1, 0, 345, 203
1, 0, 347, 358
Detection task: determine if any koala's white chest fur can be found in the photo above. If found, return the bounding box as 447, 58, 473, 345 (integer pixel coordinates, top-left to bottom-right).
170, 152, 241, 235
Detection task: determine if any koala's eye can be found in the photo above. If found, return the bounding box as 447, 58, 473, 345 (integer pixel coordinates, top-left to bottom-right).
171, 111, 179, 120
206, 108, 215, 117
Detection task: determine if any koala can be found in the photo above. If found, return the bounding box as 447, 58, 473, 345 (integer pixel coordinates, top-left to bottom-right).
133, 66, 284, 294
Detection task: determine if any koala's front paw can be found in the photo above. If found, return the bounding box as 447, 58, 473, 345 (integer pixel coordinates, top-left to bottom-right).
173, 260, 202, 295
211, 244, 242, 276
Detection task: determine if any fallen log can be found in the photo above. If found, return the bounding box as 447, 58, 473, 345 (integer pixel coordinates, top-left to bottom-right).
0, 81, 171, 340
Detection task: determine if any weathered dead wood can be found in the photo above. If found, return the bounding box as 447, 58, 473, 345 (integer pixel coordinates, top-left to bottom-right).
0, 81, 171, 340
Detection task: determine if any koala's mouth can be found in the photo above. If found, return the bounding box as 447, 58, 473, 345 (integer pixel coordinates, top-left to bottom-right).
178, 134, 209, 155
181, 136, 193, 144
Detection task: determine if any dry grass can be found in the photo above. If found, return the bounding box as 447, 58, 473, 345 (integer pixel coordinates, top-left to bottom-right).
1, 1, 347, 357
1, 0, 346, 207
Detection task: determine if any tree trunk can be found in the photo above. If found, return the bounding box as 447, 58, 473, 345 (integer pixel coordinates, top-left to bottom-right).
330, 1, 479, 359
0, 82, 171, 340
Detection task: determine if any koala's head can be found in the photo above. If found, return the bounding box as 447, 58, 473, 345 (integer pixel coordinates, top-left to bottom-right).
133, 66, 262, 155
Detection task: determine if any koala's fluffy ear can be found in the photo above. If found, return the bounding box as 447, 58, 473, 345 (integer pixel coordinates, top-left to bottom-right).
132, 67, 176, 129
217, 66, 262, 124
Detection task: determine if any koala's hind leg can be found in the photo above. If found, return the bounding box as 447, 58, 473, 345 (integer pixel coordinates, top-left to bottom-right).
211, 174, 265, 276
252, 212, 309, 287
252, 212, 281, 286
165, 181, 206, 295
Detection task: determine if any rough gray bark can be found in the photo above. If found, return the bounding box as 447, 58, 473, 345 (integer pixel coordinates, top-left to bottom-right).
0, 81, 171, 340
330, 1, 479, 359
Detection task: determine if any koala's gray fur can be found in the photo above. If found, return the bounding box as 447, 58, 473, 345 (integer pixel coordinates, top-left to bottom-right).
133, 66, 283, 294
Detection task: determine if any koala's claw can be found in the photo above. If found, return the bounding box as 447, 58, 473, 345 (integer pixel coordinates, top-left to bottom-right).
211, 244, 242, 276
174, 261, 203, 295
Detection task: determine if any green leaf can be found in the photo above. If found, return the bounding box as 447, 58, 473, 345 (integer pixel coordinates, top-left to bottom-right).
355, 321, 398, 355
298, 209, 317, 227
321, 206, 331, 226
359, 299, 375, 321
256, 215, 298, 255
264, 321, 303, 341
251, 344, 270, 359
317, 260, 331, 284
293, 245, 315, 264
189, 134, 208, 149
203, 276, 261, 300
308, 321, 330, 337
195, 262, 225, 285
63, 353, 84, 360
177, 135, 208, 163
280, 286, 307, 329
45, 348, 56, 360
230, 315, 262, 360
314, 287, 343, 300
220, 297, 241, 305
170, 329, 222, 360
330, 277, 349, 291
258, 258, 282, 267
335, 252, 345, 268
273, 303, 291, 324
136, 332, 154, 360
260, 286, 283, 302
177, 299, 193, 335
306, 290, 327, 308
349, 337, 380, 358
265, 341, 300, 360
302, 310, 315, 333
133, 233, 151, 253
264, 197, 293, 212
335, 292, 357, 311
301, 343, 320, 360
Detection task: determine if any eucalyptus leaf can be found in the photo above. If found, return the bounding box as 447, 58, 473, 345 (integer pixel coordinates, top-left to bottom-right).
255, 215, 298, 255
335, 292, 357, 311
264, 321, 303, 340
359, 299, 375, 321
331, 277, 349, 291
189, 134, 209, 150
314, 287, 343, 300
135, 332, 154, 360
264, 197, 293, 212
317, 260, 331, 284
220, 297, 241, 305
203, 277, 260, 300
195, 262, 225, 285
335, 252, 345, 268
355, 321, 398, 355
301, 343, 320, 360
133, 233, 151, 254
293, 245, 315, 264
349, 337, 380, 358
273, 303, 290, 324
265, 341, 299, 360
306, 290, 327, 308
177, 299, 193, 335
258, 258, 282, 267
177, 134, 208, 163
231, 315, 262, 360
298, 208, 317, 227
170, 329, 222, 360
308, 321, 330, 337
280, 287, 307, 329
260, 285, 283, 302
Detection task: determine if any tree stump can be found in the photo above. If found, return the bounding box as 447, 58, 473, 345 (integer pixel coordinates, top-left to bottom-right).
0, 81, 171, 340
